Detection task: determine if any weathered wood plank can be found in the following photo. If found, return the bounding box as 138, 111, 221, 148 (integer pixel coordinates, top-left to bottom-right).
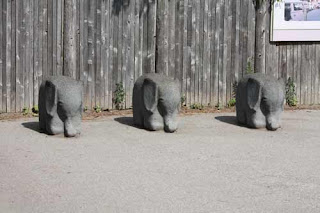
231, 0, 240, 95
168, 0, 176, 78
80, 0, 89, 109
222, 0, 228, 106
42, 0, 48, 79
47, 0, 53, 76
315, 45, 320, 104
210, 0, 217, 105
247, 0, 255, 73
33, 0, 39, 110
63, 0, 77, 79
203, 0, 210, 105
108, 0, 115, 109
24, 0, 33, 109
194, 0, 200, 104
300, 45, 308, 104
52, 0, 57, 76
0, 0, 3, 112
10, 0, 16, 112
56, 0, 63, 76
185, 0, 192, 106
311, 44, 316, 104
190, 0, 196, 105
212, 0, 220, 106
101, 0, 108, 108
117, 1, 123, 85
96, 0, 102, 107
225, 0, 232, 104
156, 0, 168, 75
4, 0, 12, 112
255, 0, 266, 73
121, 0, 129, 108
134, 0, 140, 81
218, 0, 225, 106
88, 0, 96, 109
316, 45, 320, 104
128, 0, 135, 108
15, 0, 22, 112
148, 0, 157, 74
198, 0, 204, 105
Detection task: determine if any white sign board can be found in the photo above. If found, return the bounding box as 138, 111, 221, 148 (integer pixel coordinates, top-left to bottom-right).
271, 0, 320, 41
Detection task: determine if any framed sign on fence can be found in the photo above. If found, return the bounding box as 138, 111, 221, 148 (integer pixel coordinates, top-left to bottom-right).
271, 0, 320, 41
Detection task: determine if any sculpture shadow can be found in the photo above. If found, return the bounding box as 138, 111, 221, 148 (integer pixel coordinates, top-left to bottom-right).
215, 116, 246, 128
21, 121, 44, 133
114, 117, 144, 130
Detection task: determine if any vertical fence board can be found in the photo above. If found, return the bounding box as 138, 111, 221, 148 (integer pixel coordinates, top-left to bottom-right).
96, 0, 102, 107
4, 0, 12, 111
33, 0, 39, 110
185, 0, 192, 106
210, 0, 217, 105
0, 0, 3, 112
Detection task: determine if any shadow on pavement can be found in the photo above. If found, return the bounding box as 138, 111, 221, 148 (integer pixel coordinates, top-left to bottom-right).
215, 116, 243, 127
114, 117, 144, 130
21, 121, 43, 133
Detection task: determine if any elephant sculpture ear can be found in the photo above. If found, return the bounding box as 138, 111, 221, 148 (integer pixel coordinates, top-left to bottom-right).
45, 81, 58, 117
143, 78, 158, 112
247, 78, 261, 110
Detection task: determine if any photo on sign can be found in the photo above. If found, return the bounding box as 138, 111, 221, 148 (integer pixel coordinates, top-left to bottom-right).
271, 0, 320, 41
285, 0, 320, 21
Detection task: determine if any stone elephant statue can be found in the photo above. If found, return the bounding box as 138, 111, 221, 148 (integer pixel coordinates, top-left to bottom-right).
133, 73, 181, 133
236, 73, 285, 131
39, 76, 83, 137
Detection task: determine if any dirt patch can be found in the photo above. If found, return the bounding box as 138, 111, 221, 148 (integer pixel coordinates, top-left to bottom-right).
1, 105, 320, 121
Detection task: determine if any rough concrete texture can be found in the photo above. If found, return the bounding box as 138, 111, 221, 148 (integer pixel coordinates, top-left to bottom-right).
236, 73, 285, 131
133, 73, 181, 133
1, 110, 320, 213
39, 76, 83, 137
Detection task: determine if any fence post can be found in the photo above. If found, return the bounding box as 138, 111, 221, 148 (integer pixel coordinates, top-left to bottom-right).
63, 0, 77, 79
254, 0, 267, 73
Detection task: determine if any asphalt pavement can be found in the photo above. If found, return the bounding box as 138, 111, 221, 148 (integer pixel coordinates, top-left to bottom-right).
1, 110, 320, 212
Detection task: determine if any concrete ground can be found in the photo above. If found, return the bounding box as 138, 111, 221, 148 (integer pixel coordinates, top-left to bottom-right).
1, 110, 320, 213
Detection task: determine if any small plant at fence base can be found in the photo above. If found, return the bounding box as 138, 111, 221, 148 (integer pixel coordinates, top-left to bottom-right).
83, 106, 88, 112
190, 103, 204, 110
93, 105, 102, 113
113, 82, 125, 110
22, 106, 39, 116
32, 105, 39, 114
181, 95, 186, 107
227, 81, 238, 108
215, 103, 223, 110
22, 107, 30, 115
285, 77, 297, 107
227, 98, 236, 108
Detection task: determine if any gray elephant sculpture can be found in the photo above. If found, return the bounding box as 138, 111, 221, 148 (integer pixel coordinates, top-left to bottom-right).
39, 76, 83, 137
236, 73, 285, 131
133, 73, 181, 133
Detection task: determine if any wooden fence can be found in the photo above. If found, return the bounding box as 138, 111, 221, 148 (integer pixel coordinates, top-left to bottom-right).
0, 0, 320, 113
